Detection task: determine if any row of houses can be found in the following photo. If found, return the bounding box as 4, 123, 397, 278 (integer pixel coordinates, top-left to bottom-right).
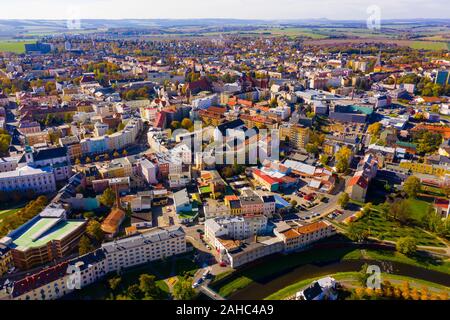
0, 225, 186, 300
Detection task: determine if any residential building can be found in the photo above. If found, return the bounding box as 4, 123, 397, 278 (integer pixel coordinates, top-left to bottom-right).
59, 136, 82, 161
102, 226, 186, 271
140, 158, 158, 184
274, 220, 336, 252
0, 165, 56, 194
173, 189, 192, 214
0, 246, 13, 277
289, 125, 310, 150
204, 215, 268, 249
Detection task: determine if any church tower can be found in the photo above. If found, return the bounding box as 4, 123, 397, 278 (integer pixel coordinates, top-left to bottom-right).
25, 145, 34, 164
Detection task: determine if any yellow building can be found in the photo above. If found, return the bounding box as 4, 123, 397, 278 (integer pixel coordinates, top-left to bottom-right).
399, 161, 450, 177
224, 195, 242, 215
289, 125, 310, 150
99, 157, 132, 179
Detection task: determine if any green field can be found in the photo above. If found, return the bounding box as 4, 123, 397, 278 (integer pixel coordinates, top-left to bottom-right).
0, 41, 34, 53
409, 41, 449, 50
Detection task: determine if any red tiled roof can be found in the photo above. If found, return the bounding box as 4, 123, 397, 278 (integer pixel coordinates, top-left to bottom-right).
253, 168, 282, 185
348, 175, 368, 189
12, 262, 69, 298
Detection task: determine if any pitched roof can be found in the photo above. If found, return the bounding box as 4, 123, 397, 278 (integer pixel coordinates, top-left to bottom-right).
348, 175, 368, 189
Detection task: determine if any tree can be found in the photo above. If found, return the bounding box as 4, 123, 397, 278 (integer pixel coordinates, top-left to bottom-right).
126, 284, 143, 300
390, 200, 412, 224
305, 143, 319, 155
319, 154, 329, 166
357, 263, 370, 286
420, 287, 429, 300
181, 118, 193, 130
290, 200, 298, 207
173, 275, 197, 300
403, 176, 421, 198
221, 166, 234, 178
48, 131, 62, 145
99, 187, 116, 208
113, 151, 120, 158
104, 153, 110, 160
347, 224, 369, 242
85, 157, 92, 164
79, 235, 94, 255
95, 156, 100, 162
335, 146, 351, 173
86, 220, 104, 242
139, 274, 165, 299
0, 196, 48, 237
401, 281, 411, 300
122, 150, 128, 156
396, 237, 417, 256
170, 121, 181, 130
362, 203, 373, 215
338, 192, 350, 209
118, 123, 126, 131
269, 98, 278, 108
0, 130, 12, 157
75, 158, 81, 165
108, 276, 122, 292
413, 130, 443, 154
367, 122, 382, 136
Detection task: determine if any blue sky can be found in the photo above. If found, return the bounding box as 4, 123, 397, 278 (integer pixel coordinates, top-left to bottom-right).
0, 0, 448, 20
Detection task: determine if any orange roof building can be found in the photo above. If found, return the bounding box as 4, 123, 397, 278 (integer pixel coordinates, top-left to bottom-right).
275, 221, 335, 252
101, 207, 126, 236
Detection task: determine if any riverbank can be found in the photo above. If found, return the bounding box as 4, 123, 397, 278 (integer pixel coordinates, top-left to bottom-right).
210, 243, 450, 299
264, 272, 450, 300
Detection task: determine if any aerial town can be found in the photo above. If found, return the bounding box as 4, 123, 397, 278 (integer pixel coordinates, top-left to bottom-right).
0, 15, 449, 303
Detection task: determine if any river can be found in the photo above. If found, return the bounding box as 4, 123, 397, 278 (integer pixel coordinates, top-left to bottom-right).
228, 259, 450, 300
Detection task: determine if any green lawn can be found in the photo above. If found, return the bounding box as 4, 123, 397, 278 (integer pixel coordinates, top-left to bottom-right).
404, 198, 432, 222
409, 41, 449, 50
350, 249, 450, 274
348, 201, 444, 247
0, 41, 34, 53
